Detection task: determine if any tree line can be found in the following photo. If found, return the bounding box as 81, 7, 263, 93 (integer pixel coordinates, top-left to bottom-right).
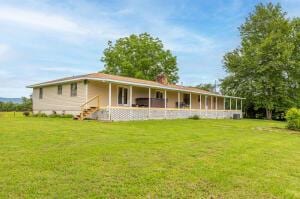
220, 3, 300, 119
0, 97, 32, 112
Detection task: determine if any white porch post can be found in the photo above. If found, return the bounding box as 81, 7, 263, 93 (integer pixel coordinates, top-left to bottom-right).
129, 86, 133, 120
205, 96, 208, 117
241, 99, 243, 111
84, 80, 88, 109
148, 88, 151, 119
223, 97, 226, 118
241, 99, 243, 118
236, 98, 238, 110
189, 93, 192, 116
199, 94, 202, 117
230, 98, 232, 118
108, 82, 111, 120
210, 96, 213, 119
216, 96, 218, 118
164, 90, 167, 119
177, 92, 180, 109
129, 86, 132, 107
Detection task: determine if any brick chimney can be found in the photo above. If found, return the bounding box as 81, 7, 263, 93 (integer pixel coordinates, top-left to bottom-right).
156, 73, 168, 85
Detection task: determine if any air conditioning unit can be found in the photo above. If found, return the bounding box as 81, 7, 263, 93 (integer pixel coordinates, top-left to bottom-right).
233, 114, 241, 119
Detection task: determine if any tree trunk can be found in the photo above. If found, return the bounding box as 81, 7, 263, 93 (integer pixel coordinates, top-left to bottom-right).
266, 109, 272, 120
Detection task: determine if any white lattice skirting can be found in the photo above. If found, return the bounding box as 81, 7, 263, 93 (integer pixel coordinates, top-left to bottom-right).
90, 107, 242, 121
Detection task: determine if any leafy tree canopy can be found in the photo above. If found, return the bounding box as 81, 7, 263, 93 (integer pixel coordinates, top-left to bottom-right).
101, 33, 179, 83
220, 3, 300, 119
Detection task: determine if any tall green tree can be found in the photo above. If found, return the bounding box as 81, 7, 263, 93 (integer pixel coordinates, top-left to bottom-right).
101, 33, 179, 83
221, 3, 300, 119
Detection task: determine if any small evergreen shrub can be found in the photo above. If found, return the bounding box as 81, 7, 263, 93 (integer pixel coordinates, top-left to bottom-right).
189, 115, 200, 120
286, 108, 300, 131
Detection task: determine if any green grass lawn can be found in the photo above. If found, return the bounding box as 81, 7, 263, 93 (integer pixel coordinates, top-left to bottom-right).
0, 115, 299, 198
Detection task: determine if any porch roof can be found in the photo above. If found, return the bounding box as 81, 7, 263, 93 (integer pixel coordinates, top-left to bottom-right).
27, 72, 245, 99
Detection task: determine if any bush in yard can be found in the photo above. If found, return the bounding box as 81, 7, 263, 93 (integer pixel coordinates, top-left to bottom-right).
23, 111, 30, 117
286, 108, 300, 130
189, 115, 200, 120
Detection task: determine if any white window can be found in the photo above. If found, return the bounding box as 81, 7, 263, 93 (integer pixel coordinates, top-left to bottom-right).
156, 91, 163, 99
39, 88, 43, 99
118, 87, 128, 105
70, 83, 77, 97
183, 94, 190, 105
57, 85, 62, 95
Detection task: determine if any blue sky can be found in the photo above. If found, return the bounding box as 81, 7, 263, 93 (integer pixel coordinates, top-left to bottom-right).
0, 0, 299, 97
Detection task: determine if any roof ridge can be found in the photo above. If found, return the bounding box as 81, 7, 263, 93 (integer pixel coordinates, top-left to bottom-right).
27, 72, 233, 97
92, 72, 173, 85
88, 72, 214, 94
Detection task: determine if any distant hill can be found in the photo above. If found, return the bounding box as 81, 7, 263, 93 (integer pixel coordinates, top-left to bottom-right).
0, 97, 22, 103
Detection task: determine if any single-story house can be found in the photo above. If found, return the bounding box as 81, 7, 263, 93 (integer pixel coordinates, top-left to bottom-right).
27, 73, 244, 121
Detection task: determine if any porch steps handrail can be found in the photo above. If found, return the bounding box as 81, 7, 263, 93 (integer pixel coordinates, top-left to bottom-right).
76, 95, 100, 120
80, 95, 100, 109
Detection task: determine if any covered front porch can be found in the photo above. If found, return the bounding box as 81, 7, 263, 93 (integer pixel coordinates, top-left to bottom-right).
82, 80, 243, 121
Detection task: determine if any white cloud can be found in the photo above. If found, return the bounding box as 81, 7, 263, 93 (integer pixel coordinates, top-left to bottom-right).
0, 44, 9, 55
0, 5, 133, 42
0, 3, 216, 54
161, 28, 215, 54
0, 44, 12, 61
0, 7, 87, 35
112, 3, 216, 54
0, 69, 11, 77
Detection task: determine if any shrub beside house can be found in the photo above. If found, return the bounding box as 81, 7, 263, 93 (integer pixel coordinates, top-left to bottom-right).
286, 108, 300, 131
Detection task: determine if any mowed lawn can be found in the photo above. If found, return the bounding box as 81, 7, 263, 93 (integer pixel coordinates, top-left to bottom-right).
0, 115, 299, 198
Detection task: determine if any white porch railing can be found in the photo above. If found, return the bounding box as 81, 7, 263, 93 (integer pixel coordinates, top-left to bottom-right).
90, 106, 242, 121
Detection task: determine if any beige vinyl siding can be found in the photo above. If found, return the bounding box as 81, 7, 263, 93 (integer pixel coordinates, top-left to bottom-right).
132, 87, 148, 105
191, 94, 199, 109
32, 81, 86, 114
207, 96, 212, 110
217, 97, 225, 110
201, 95, 206, 110
166, 91, 177, 108
87, 81, 130, 107
88, 81, 109, 107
